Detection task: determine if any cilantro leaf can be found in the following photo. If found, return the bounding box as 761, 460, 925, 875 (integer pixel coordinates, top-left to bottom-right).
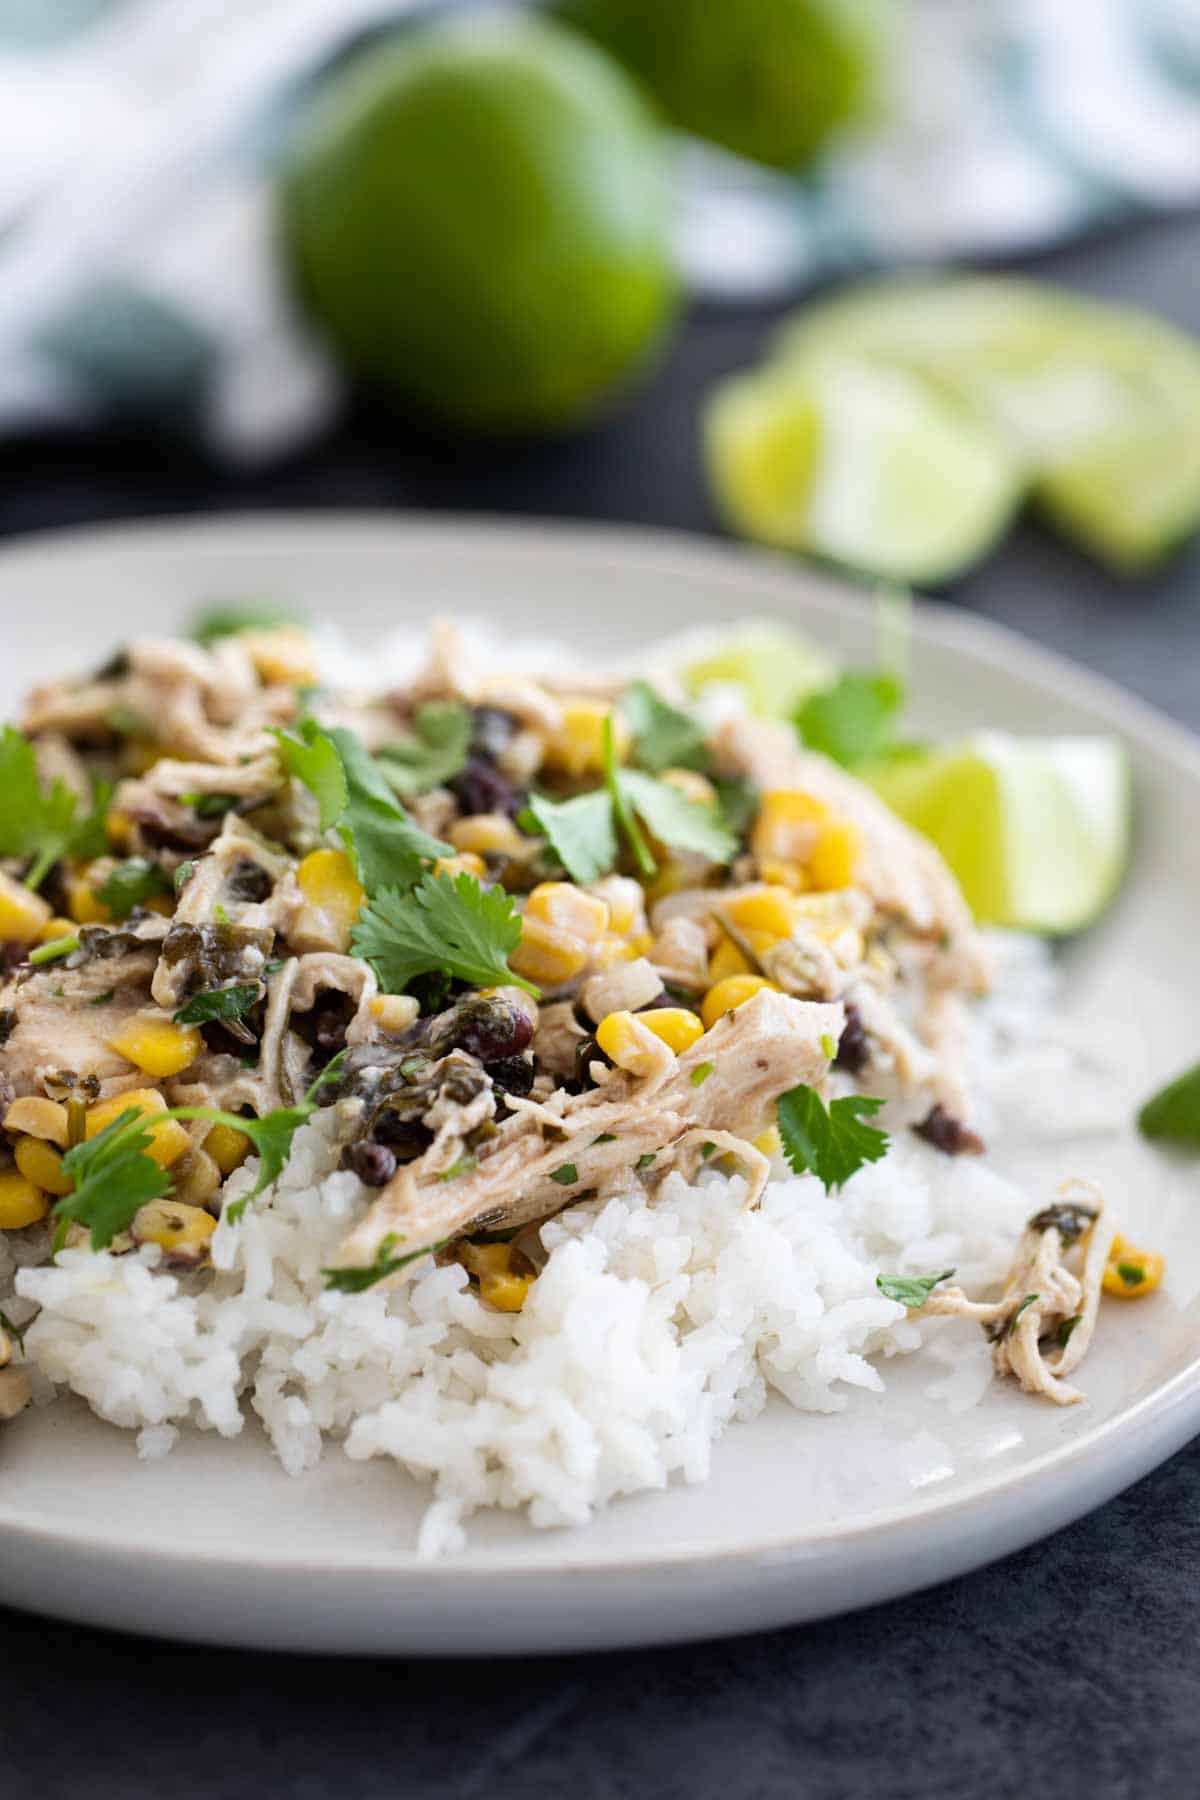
618, 770, 737, 866
621, 681, 711, 774
54, 1108, 173, 1250
549, 1163, 578, 1186
520, 789, 616, 885
876, 1268, 955, 1308
1138, 1062, 1200, 1148
0, 726, 81, 891
191, 603, 301, 646
173, 983, 262, 1027
69, 778, 115, 863
272, 719, 348, 831
96, 856, 172, 920
776, 1084, 889, 1192
713, 774, 758, 840
603, 715, 656, 878
323, 1231, 448, 1293
795, 671, 906, 769
376, 703, 473, 797
352, 871, 537, 997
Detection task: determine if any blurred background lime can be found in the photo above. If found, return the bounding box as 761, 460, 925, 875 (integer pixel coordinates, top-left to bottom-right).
281, 16, 679, 435
553, 0, 887, 170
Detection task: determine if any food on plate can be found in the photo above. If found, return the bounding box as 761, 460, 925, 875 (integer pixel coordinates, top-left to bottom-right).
0, 613, 1157, 1553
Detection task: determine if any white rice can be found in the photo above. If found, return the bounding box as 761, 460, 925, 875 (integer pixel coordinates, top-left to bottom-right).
6, 935, 1086, 1557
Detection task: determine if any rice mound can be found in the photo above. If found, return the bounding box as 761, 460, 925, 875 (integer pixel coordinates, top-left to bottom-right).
13, 1116, 1029, 1557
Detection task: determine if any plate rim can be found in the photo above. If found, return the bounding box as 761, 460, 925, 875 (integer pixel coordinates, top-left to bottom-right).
2, 509, 1198, 1591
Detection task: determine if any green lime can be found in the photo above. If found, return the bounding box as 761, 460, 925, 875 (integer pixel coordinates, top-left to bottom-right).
554, 0, 886, 170
677, 623, 836, 719
866, 734, 1131, 933
280, 17, 679, 434
777, 277, 1200, 571
704, 355, 1024, 584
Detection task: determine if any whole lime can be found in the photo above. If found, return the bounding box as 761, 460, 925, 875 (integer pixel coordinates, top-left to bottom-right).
554, 0, 886, 170
280, 18, 680, 434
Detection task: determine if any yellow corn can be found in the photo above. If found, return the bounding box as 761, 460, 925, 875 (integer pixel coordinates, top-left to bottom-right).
591, 876, 644, 938
701, 974, 776, 1031
753, 1125, 782, 1157
105, 807, 135, 851
1102, 1234, 1165, 1298
204, 1122, 252, 1177
368, 993, 421, 1035
294, 848, 366, 953
509, 915, 589, 988
65, 869, 110, 925
86, 1089, 191, 1169
721, 885, 800, 943
433, 852, 487, 882
0, 870, 52, 945
525, 882, 609, 943
40, 914, 77, 945
707, 933, 754, 985
4, 1097, 69, 1146
542, 699, 629, 779
595, 1009, 669, 1078
751, 790, 827, 865
14, 1135, 72, 1197
638, 1007, 705, 1055
661, 768, 718, 807
132, 1198, 217, 1257
458, 1242, 533, 1313
121, 740, 162, 777
239, 626, 320, 688
108, 1015, 203, 1079
590, 933, 637, 970
0, 1170, 49, 1229
808, 820, 863, 892
448, 813, 525, 858
644, 860, 692, 907
758, 858, 807, 892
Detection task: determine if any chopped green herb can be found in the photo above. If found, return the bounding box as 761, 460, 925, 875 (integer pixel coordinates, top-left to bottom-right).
636, 1152, 657, 1171
104, 705, 147, 738
53, 1107, 173, 1251
271, 718, 348, 830
690, 1061, 715, 1087
713, 774, 758, 840
353, 870, 537, 998
549, 1163, 579, 1186
820, 1034, 836, 1060
604, 714, 656, 878
173, 983, 262, 1027
323, 1231, 448, 1293
1116, 1262, 1146, 1287
876, 1268, 955, 1308
520, 789, 616, 886
620, 681, 711, 774
1138, 1062, 1200, 1148
0, 1308, 26, 1355
592, 1134, 617, 1145
173, 860, 197, 893
0, 726, 85, 891
29, 934, 79, 966
777, 1084, 889, 1193
376, 703, 473, 796
437, 1155, 478, 1183
618, 769, 737, 866
69, 778, 114, 863
1007, 1293, 1040, 1335
96, 856, 172, 920
699, 1141, 716, 1160
181, 792, 238, 820
794, 670, 906, 769
1057, 1313, 1082, 1350
88, 989, 116, 1007
191, 603, 301, 646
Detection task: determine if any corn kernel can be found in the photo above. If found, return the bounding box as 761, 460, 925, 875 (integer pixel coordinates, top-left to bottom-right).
1102, 1234, 1165, 1299
644, 860, 692, 906
121, 740, 162, 777
169, 1150, 222, 1210
758, 857, 807, 892
509, 915, 589, 988
0, 870, 52, 945
721, 885, 800, 943
433, 852, 487, 881
448, 813, 525, 858
595, 1009, 671, 1078
368, 993, 421, 1035
65, 870, 110, 925
707, 933, 754, 985
590, 933, 637, 970
0, 1169, 49, 1229
753, 1125, 782, 1157
86, 1089, 191, 1169
525, 882, 609, 943
239, 626, 320, 688
542, 699, 629, 779
294, 848, 366, 953
661, 768, 718, 807
13, 1135, 72, 1197
105, 808, 135, 851
638, 1007, 705, 1055
204, 1122, 252, 1176
108, 1015, 202, 1079
40, 914, 77, 945
480, 1269, 534, 1312
808, 820, 863, 892
132, 1198, 217, 1257
590, 876, 644, 938
751, 790, 827, 865
457, 1242, 534, 1313
4, 1097, 69, 1146
701, 974, 777, 1031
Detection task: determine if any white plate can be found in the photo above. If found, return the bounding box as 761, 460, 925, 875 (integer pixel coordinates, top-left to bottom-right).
1, 514, 1198, 1656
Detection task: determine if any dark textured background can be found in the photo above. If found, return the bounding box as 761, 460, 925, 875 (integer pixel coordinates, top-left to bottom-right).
1, 212, 1198, 1799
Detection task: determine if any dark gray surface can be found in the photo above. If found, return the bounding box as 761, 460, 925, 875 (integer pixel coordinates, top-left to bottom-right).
1, 212, 1198, 1798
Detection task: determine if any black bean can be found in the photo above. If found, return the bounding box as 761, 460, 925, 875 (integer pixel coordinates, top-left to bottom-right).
1, 942, 29, 976
1028, 1202, 1098, 1244
490, 1054, 535, 1099
341, 1141, 397, 1187
225, 858, 272, 904
470, 706, 517, 761
834, 1002, 870, 1074
450, 998, 534, 1063
913, 1105, 985, 1157
451, 755, 518, 819
573, 1034, 610, 1089
370, 1112, 432, 1161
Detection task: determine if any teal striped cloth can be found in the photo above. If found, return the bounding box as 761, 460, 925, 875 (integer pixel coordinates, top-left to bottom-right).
1, 0, 1198, 460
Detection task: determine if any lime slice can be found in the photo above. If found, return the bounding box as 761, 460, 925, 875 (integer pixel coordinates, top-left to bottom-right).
676, 622, 836, 719
866, 734, 1130, 933
776, 277, 1200, 571
705, 355, 1024, 584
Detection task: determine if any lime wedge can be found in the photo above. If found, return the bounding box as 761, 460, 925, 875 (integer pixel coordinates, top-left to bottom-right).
776, 277, 1200, 571
705, 355, 1024, 584
677, 622, 836, 720
866, 734, 1130, 934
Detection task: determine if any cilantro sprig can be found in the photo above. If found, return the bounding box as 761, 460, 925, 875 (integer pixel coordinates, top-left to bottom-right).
0, 727, 98, 892
620, 681, 711, 774
375, 703, 472, 797
97, 856, 172, 920
352, 870, 537, 997
172, 983, 262, 1028
794, 671, 907, 770
323, 1231, 449, 1293
776, 1083, 889, 1193
876, 1268, 955, 1308
520, 789, 616, 885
